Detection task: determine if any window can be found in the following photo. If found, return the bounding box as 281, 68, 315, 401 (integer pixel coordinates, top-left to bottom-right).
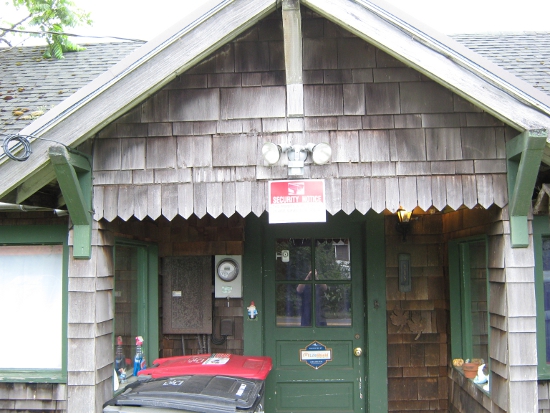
0, 225, 68, 382
449, 237, 489, 368
113, 240, 158, 383
274, 238, 352, 328
533, 216, 550, 378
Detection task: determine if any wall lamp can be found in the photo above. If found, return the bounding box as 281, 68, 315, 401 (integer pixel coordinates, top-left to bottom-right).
262, 142, 332, 176
395, 207, 412, 242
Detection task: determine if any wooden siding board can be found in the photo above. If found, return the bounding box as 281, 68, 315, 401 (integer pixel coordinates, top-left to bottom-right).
206, 182, 223, 218
251, 181, 266, 217
212, 134, 257, 167
343, 84, 365, 115
168, 88, 221, 121
94, 139, 121, 171
304, 85, 344, 116
141, 90, 169, 123
193, 182, 207, 218
399, 82, 454, 114
354, 177, 371, 214
341, 178, 355, 214
121, 138, 146, 170
102, 186, 119, 222
303, 38, 337, 70
365, 83, 400, 115
476, 174, 494, 208
147, 184, 162, 220
331, 131, 360, 162
222, 182, 237, 217
337, 37, 376, 69
359, 130, 391, 162
390, 129, 426, 161
425, 128, 462, 161
146, 137, 177, 169
461, 127, 497, 159
177, 136, 213, 168
161, 184, 178, 220
134, 185, 148, 220
398, 176, 417, 212
385, 177, 399, 213
493, 174, 508, 208
93, 186, 104, 221
235, 181, 252, 217
445, 175, 463, 210
117, 185, 135, 221
221, 87, 286, 119
431, 176, 446, 211
461, 175, 478, 209
177, 183, 194, 219
416, 176, 432, 211
325, 178, 342, 215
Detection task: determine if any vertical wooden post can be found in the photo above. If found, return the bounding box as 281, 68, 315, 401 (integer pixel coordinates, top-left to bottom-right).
282, 0, 304, 117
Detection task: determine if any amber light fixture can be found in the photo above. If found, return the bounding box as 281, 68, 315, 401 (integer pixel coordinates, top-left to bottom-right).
395, 207, 412, 242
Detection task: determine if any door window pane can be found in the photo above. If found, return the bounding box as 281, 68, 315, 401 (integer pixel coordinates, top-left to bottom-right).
276, 239, 311, 281
275, 238, 351, 327
315, 239, 351, 280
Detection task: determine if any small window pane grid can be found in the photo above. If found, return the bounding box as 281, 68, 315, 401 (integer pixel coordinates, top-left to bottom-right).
275, 238, 352, 327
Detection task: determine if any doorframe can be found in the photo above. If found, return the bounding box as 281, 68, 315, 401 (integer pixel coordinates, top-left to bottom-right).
243, 211, 387, 412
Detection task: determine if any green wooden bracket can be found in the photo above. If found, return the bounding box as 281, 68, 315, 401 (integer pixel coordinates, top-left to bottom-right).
48, 145, 92, 259
506, 129, 547, 248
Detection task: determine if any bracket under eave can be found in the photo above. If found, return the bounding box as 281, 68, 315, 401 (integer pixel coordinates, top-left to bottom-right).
48, 145, 92, 259
506, 129, 547, 248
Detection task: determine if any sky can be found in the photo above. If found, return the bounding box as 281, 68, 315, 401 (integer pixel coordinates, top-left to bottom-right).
2, 0, 550, 46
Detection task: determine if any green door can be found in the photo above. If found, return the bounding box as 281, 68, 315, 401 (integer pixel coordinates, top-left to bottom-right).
263, 221, 366, 413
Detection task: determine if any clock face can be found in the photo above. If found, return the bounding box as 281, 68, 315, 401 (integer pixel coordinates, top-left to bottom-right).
217, 258, 239, 282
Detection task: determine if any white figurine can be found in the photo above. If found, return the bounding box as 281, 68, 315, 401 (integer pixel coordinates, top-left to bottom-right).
473, 363, 489, 385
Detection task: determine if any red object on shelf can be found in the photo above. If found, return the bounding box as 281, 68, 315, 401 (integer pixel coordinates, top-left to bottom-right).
138, 353, 272, 380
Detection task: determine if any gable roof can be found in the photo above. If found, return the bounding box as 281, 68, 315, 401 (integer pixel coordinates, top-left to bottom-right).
1, 0, 550, 210
453, 32, 550, 96
0, 42, 143, 136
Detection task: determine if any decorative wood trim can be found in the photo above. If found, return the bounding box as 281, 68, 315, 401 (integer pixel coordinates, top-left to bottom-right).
506, 130, 547, 247
283, 0, 304, 117
48, 145, 92, 259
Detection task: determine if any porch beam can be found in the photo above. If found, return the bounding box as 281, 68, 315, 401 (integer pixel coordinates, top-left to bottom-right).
282, 0, 304, 117
506, 129, 547, 247
48, 145, 92, 259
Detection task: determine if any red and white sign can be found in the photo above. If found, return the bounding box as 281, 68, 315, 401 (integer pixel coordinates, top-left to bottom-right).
268, 180, 326, 224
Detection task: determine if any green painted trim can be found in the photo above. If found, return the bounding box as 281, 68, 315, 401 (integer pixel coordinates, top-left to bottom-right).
365, 211, 388, 413
0, 224, 69, 383
147, 244, 159, 361
448, 239, 463, 360
48, 146, 92, 259
533, 215, 550, 379
506, 130, 547, 248
448, 236, 489, 362
114, 240, 159, 367
243, 213, 265, 356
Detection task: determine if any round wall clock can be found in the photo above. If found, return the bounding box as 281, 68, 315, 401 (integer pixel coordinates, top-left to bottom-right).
216, 258, 239, 282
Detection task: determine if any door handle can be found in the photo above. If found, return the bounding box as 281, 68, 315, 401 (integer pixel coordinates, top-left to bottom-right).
353, 347, 363, 357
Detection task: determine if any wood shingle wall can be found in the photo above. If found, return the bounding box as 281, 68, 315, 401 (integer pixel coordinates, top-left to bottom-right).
91, 8, 515, 223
